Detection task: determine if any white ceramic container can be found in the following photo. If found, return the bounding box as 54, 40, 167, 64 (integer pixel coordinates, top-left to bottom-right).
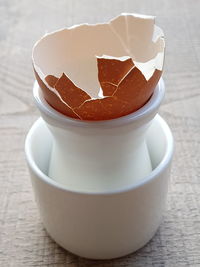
25, 114, 173, 259
33, 78, 165, 192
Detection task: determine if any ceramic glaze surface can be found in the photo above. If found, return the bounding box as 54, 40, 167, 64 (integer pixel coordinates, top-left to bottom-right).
25, 115, 173, 259
48, 122, 152, 192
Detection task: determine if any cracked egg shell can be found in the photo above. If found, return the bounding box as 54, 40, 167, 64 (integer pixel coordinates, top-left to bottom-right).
32, 13, 165, 120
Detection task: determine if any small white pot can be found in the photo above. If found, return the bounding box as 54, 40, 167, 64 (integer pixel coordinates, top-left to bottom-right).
25, 114, 173, 259
33, 79, 165, 192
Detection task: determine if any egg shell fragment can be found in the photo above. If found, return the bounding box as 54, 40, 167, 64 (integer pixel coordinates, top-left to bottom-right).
32, 13, 165, 120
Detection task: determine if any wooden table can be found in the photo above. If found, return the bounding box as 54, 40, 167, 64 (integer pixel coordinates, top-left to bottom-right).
0, 0, 200, 266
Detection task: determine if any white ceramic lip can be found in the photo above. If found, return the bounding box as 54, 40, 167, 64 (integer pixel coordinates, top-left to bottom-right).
25, 115, 173, 196
33, 78, 165, 129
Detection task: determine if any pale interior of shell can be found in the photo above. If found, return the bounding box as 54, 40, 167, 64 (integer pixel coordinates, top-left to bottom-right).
32, 13, 165, 99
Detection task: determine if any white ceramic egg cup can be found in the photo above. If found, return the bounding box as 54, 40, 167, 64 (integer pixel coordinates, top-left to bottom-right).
33, 78, 165, 193
25, 78, 174, 259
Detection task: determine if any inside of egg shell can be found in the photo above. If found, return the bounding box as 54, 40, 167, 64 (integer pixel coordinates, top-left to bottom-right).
32, 13, 165, 120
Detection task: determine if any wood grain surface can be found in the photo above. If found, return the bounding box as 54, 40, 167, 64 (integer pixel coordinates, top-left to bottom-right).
0, 0, 200, 266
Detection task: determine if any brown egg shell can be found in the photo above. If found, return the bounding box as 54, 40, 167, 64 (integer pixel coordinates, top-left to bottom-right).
34, 69, 79, 119
32, 13, 165, 121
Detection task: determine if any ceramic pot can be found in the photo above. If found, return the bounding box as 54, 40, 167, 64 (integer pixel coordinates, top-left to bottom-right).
25, 115, 173, 259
